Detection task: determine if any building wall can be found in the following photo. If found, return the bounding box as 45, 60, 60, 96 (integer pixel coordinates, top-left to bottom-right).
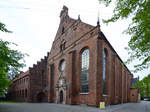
95, 38, 132, 105
29, 55, 48, 102
8, 71, 30, 102
8, 54, 49, 103
130, 88, 139, 102
48, 30, 99, 105
47, 6, 133, 106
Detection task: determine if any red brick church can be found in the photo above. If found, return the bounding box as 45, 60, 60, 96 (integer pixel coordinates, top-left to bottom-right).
8, 6, 139, 105
47, 6, 138, 106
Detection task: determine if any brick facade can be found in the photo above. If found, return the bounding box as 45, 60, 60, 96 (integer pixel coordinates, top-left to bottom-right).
8, 54, 49, 102
47, 6, 135, 106
8, 71, 30, 102
130, 76, 140, 102
130, 88, 139, 102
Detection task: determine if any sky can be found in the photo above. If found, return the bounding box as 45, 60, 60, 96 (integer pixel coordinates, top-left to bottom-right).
0, 0, 149, 79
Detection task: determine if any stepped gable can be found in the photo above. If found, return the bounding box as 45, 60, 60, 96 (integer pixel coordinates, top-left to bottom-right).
49, 6, 97, 58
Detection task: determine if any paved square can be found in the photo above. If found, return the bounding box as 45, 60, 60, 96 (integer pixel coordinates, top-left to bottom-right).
0, 101, 149, 112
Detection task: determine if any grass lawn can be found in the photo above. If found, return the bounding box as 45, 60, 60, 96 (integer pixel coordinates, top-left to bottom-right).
0, 100, 22, 103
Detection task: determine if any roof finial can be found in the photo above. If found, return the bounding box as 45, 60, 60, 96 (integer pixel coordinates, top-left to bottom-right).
60, 5, 68, 18
97, 11, 100, 27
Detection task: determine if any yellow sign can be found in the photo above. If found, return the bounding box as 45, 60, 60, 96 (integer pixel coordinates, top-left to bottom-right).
99, 102, 105, 109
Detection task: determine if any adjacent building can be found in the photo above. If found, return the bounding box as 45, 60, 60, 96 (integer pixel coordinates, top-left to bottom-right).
8, 71, 30, 102
8, 54, 49, 102
130, 76, 140, 102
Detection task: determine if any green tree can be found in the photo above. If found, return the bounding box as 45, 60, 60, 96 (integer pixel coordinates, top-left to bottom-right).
143, 76, 150, 97
99, 0, 150, 72
133, 75, 150, 99
133, 81, 144, 99
0, 22, 26, 95
0, 22, 11, 33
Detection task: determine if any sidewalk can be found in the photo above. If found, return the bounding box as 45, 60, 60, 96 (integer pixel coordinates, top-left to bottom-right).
0, 101, 145, 112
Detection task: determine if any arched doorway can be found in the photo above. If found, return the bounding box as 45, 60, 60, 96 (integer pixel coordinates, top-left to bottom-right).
60, 90, 64, 103
36, 92, 46, 102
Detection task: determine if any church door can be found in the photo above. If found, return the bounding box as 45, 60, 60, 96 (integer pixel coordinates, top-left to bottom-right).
60, 91, 63, 103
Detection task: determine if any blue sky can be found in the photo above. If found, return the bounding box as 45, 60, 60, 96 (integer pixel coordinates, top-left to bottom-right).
0, 0, 149, 79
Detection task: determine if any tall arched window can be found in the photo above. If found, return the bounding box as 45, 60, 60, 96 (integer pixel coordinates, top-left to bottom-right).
103, 49, 107, 95
81, 49, 89, 93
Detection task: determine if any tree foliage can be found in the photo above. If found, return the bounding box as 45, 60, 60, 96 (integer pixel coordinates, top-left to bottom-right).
0, 22, 11, 33
133, 74, 150, 99
0, 22, 26, 95
99, 0, 150, 72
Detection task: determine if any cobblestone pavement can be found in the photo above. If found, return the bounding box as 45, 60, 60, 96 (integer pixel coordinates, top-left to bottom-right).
0, 101, 149, 112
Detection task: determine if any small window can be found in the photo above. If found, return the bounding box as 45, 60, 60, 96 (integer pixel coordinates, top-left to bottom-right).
42, 70, 44, 75
62, 27, 64, 35
63, 42, 66, 50
60, 44, 63, 51
60, 42, 66, 51
25, 89, 27, 97
59, 60, 66, 72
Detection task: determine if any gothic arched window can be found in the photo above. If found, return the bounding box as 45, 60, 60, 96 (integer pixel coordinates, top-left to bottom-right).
103, 49, 107, 95
81, 49, 89, 93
